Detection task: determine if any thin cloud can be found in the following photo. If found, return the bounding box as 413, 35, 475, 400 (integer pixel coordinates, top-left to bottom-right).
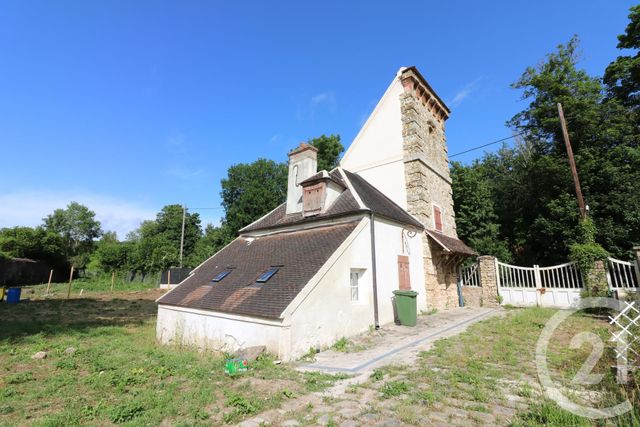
310, 92, 334, 106
0, 191, 157, 240
449, 77, 485, 107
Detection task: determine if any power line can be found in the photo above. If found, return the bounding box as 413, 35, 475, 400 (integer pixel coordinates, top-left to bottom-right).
185, 207, 224, 210
449, 132, 526, 159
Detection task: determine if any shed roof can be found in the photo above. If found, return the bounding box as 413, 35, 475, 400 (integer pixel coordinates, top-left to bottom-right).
157, 221, 359, 319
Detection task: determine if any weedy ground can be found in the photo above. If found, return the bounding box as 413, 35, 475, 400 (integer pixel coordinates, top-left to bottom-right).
254, 307, 640, 426
0, 287, 346, 426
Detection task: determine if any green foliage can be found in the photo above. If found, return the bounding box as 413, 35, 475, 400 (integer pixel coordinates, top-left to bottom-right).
453, 24, 640, 264
186, 223, 233, 267
43, 202, 103, 268
451, 161, 511, 261
0, 226, 67, 268
380, 380, 410, 398
604, 5, 640, 108
308, 134, 344, 172
221, 158, 288, 236
331, 337, 349, 352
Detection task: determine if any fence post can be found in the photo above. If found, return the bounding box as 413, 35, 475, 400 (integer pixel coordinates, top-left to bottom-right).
479, 256, 499, 307
634, 246, 640, 287
534, 265, 541, 306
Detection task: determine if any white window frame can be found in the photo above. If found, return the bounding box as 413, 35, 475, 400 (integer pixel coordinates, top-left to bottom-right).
350, 269, 366, 303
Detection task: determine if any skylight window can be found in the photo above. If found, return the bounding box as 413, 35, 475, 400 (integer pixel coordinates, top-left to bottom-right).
211, 270, 231, 282
256, 267, 279, 283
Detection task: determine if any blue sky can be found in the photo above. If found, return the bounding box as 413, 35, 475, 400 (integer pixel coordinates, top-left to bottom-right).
0, 1, 634, 238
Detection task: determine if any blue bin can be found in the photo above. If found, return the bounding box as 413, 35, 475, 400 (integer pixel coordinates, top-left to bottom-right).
6, 288, 21, 304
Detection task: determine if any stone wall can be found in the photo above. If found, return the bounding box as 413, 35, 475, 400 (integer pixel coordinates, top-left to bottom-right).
461, 286, 482, 307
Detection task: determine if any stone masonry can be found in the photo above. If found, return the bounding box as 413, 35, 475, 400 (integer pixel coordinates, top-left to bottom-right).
478, 256, 500, 307
400, 67, 463, 311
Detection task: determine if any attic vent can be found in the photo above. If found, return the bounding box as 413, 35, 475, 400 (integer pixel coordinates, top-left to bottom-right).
303, 183, 325, 216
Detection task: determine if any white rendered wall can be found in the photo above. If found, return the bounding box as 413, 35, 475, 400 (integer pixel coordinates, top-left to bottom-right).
156, 305, 289, 359
340, 77, 408, 209
286, 216, 425, 358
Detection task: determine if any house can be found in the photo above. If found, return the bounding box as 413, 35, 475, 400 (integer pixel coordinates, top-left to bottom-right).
156, 66, 475, 360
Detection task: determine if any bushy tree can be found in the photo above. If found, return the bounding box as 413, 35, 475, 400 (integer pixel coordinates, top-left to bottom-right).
220, 159, 288, 235
451, 162, 511, 261
43, 201, 102, 269
186, 224, 233, 266
308, 134, 344, 172
0, 226, 67, 268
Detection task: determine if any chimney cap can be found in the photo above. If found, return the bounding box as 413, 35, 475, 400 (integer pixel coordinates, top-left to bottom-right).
288, 143, 318, 157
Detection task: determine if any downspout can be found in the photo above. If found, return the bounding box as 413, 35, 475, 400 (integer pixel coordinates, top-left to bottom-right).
370, 213, 380, 329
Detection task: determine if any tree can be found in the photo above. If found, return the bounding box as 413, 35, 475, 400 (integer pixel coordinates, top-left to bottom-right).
43, 202, 102, 268
604, 5, 640, 109
451, 162, 511, 261
0, 226, 67, 268
217, 134, 342, 241
220, 159, 288, 236
308, 134, 344, 172
186, 224, 233, 267
125, 205, 202, 272
95, 241, 133, 272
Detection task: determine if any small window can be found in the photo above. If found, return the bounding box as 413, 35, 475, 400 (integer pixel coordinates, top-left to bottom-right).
350, 270, 360, 302
433, 205, 443, 232
256, 267, 279, 283
211, 270, 231, 282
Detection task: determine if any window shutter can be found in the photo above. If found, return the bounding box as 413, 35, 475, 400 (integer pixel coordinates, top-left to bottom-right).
434, 206, 443, 232
397, 255, 411, 290
303, 183, 324, 215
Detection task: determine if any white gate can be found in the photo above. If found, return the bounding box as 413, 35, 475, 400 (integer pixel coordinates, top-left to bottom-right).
607, 257, 640, 291
497, 261, 583, 308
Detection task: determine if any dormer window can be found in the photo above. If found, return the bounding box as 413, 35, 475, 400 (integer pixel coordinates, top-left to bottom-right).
303, 183, 325, 216
433, 205, 443, 232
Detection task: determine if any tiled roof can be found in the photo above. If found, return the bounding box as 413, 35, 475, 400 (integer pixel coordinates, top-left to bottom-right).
241, 168, 423, 233
342, 170, 423, 230
157, 222, 359, 319
299, 170, 346, 187
425, 229, 477, 256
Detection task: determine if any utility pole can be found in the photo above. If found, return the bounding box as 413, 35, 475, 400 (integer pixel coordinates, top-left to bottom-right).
557, 103, 587, 220
179, 205, 186, 268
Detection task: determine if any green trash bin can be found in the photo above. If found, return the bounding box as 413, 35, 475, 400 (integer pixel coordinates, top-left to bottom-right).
393, 290, 418, 326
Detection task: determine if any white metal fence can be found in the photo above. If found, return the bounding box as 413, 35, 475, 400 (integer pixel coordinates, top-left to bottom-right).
607, 257, 640, 290
460, 255, 640, 308
459, 263, 480, 287
497, 261, 583, 308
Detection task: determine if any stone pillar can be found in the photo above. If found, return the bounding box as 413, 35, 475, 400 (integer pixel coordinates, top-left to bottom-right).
478, 256, 500, 307
588, 260, 608, 295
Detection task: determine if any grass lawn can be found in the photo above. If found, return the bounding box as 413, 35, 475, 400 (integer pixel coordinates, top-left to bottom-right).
0, 288, 346, 426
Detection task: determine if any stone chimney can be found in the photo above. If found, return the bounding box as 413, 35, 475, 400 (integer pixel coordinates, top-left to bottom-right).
286, 143, 318, 214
